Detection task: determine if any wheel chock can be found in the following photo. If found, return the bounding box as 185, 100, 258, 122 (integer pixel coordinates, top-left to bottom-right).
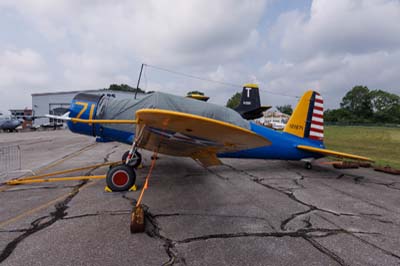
105, 185, 137, 192
130, 205, 145, 233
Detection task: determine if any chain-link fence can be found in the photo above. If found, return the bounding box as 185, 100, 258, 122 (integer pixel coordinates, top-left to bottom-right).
0, 145, 21, 178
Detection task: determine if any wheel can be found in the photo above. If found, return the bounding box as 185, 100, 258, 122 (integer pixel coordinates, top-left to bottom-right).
106, 164, 136, 192
122, 150, 142, 168
305, 162, 312, 170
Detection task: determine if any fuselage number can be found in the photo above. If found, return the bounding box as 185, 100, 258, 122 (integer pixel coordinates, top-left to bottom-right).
289, 124, 303, 131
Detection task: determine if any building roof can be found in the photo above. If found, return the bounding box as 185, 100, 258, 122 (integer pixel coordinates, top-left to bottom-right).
264, 110, 291, 118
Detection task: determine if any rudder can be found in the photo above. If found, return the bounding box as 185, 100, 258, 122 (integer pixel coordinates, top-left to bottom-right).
234, 84, 271, 120
283, 90, 324, 142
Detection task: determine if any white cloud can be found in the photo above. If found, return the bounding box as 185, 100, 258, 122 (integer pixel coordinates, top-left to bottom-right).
0, 49, 49, 110
1, 0, 399, 112
259, 0, 400, 109
273, 0, 400, 61
0, 0, 268, 109
1, 0, 267, 66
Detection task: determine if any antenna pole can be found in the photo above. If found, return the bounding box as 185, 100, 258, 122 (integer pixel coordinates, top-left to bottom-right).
135, 63, 145, 99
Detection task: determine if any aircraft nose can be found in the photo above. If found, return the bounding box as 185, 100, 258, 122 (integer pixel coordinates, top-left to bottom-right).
67, 93, 104, 137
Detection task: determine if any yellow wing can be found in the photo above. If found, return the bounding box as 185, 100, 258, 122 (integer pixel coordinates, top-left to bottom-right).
135, 109, 271, 167
297, 145, 373, 162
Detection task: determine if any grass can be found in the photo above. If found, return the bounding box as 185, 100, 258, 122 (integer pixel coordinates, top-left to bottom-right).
324, 126, 400, 169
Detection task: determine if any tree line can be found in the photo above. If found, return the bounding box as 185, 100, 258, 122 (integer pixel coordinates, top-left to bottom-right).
324, 86, 400, 124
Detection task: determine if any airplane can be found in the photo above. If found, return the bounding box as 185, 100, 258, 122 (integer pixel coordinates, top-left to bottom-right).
0, 112, 22, 132
234, 84, 271, 119
47, 83, 372, 232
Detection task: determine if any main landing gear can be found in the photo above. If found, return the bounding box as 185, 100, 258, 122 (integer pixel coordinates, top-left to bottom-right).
301, 158, 314, 170
105, 148, 142, 192
104, 135, 154, 234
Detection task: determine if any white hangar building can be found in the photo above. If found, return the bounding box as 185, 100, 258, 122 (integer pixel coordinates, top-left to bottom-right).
31, 89, 146, 127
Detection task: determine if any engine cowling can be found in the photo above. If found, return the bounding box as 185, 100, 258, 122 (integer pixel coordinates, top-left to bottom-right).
67, 93, 104, 137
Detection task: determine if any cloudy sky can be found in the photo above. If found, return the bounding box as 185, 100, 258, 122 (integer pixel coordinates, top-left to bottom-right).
1, 0, 399, 113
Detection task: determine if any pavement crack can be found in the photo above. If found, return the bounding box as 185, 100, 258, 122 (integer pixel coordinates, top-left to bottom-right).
0, 181, 88, 263
224, 164, 357, 223
103, 145, 119, 163
145, 209, 186, 266
63, 210, 130, 220
280, 208, 314, 231
120, 194, 186, 265
205, 167, 230, 181
176, 228, 373, 244
316, 213, 399, 260
304, 237, 349, 266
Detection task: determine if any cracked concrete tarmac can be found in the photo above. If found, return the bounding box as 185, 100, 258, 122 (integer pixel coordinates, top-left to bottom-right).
0, 130, 399, 265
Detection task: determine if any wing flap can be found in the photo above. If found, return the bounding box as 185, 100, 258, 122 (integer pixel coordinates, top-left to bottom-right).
297, 145, 373, 162
192, 151, 223, 167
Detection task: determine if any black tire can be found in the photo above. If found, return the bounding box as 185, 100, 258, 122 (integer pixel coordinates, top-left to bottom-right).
305, 162, 312, 170
106, 164, 136, 192
122, 150, 142, 168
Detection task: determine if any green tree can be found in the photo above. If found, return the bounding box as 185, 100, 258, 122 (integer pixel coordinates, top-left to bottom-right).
276, 105, 293, 115
370, 90, 400, 123
226, 92, 241, 109
324, 108, 352, 122
340, 86, 373, 121
105, 84, 145, 93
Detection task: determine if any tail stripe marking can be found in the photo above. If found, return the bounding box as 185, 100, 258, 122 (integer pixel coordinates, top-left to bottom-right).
313, 109, 323, 115
311, 117, 323, 123
312, 113, 323, 119
309, 92, 324, 141
310, 127, 323, 133
312, 120, 323, 126
311, 124, 323, 130
310, 131, 323, 138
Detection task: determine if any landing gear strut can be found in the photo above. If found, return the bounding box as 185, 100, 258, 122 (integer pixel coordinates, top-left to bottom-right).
122, 150, 142, 168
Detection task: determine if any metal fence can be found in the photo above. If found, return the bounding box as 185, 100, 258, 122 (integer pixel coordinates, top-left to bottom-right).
0, 145, 21, 177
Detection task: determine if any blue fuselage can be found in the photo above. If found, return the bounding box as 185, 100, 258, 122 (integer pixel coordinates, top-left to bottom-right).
66, 93, 325, 161
219, 123, 325, 161
70, 121, 324, 161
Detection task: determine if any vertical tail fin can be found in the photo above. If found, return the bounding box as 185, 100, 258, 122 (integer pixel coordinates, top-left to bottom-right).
283, 90, 324, 142
234, 84, 271, 120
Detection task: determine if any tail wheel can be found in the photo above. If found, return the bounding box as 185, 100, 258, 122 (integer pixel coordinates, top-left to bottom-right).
122, 150, 142, 168
106, 165, 136, 192
305, 162, 312, 170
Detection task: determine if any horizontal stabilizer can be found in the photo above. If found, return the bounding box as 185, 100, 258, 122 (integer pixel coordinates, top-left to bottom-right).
297, 145, 373, 162
238, 106, 271, 120
45, 112, 71, 120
